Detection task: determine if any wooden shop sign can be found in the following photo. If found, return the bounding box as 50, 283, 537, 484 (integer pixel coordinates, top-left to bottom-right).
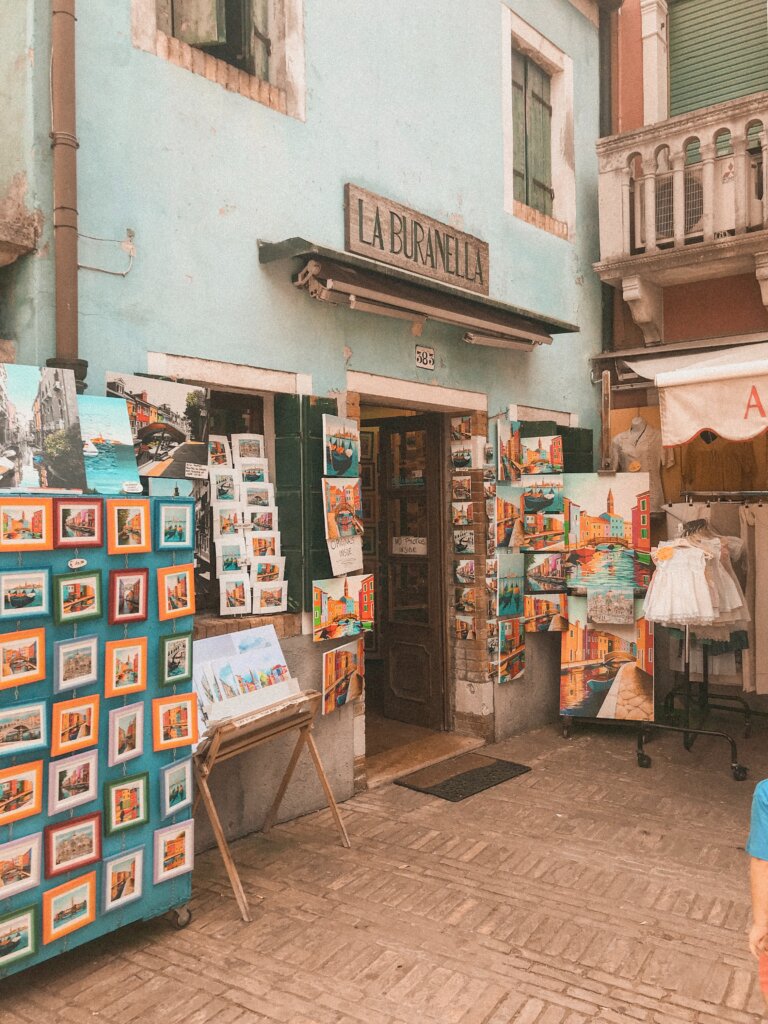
344, 184, 490, 296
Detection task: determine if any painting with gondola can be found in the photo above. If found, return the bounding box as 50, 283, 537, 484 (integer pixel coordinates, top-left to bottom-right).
156, 502, 193, 550
0, 568, 49, 620
323, 414, 360, 478
0, 905, 37, 967
159, 631, 193, 686
53, 498, 103, 548
0, 702, 46, 758
160, 758, 192, 818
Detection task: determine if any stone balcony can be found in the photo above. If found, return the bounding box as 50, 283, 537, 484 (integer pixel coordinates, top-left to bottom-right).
594, 92, 768, 344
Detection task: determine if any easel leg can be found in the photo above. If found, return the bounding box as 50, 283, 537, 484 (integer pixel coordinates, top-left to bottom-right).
262, 727, 310, 834
193, 766, 253, 923
306, 731, 351, 849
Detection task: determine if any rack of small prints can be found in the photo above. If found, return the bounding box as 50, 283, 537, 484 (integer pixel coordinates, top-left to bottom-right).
207, 433, 288, 617
0, 494, 197, 978
450, 414, 489, 651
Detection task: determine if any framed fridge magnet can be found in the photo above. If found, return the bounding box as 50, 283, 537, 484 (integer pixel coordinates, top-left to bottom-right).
159, 757, 193, 819
53, 497, 103, 549
153, 820, 195, 883
106, 498, 151, 555
157, 564, 195, 620
50, 694, 100, 758
0, 833, 42, 902
104, 772, 149, 835
0, 627, 46, 691
48, 749, 99, 816
107, 567, 149, 625
0, 497, 53, 553
0, 568, 49, 621
107, 701, 144, 767
0, 905, 37, 967
0, 761, 43, 827
0, 701, 47, 759
152, 693, 198, 751
44, 812, 102, 879
42, 872, 96, 945
158, 631, 193, 686
52, 570, 102, 626
53, 634, 99, 693
104, 636, 148, 698
156, 501, 193, 550
102, 846, 144, 914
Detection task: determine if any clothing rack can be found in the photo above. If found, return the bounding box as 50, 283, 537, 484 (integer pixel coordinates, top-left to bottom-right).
680, 490, 768, 503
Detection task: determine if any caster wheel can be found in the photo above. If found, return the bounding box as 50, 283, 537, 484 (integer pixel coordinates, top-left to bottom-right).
562, 722, 571, 739
171, 906, 192, 929
732, 765, 748, 782
637, 754, 652, 769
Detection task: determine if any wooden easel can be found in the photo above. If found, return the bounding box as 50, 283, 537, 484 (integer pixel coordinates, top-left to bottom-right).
193, 690, 350, 922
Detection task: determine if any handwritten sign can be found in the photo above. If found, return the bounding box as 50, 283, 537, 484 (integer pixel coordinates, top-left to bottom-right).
392, 536, 427, 556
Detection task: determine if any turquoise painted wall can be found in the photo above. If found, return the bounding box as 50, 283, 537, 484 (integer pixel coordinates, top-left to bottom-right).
1, 0, 603, 436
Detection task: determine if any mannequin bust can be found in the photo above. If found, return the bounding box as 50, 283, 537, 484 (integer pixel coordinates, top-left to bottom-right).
610, 413, 673, 511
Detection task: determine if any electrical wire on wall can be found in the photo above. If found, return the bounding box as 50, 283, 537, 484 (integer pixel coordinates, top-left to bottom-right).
78, 229, 135, 277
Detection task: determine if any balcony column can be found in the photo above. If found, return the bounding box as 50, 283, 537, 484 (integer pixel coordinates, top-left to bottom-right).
761, 131, 768, 229
701, 143, 716, 243
640, 0, 669, 124
671, 151, 685, 247
733, 135, 748, 234
621, 165, 632, 256
643, 167, 657, 252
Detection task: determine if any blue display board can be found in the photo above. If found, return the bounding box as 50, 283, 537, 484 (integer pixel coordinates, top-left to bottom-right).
0, 495, 195, 978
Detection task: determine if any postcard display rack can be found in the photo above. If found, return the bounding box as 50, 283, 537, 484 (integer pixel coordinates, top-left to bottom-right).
0, 494, 197, 979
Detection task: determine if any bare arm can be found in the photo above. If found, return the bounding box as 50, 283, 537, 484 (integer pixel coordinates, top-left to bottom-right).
750, 857, 768, 957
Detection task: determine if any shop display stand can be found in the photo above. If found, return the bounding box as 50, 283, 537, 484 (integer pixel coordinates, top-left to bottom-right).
193, 690, 350, 923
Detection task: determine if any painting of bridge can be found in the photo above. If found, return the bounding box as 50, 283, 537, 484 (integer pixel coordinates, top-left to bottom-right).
562, 474, 651, 553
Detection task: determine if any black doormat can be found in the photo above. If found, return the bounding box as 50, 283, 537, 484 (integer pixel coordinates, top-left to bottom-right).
394, 752, 531, 802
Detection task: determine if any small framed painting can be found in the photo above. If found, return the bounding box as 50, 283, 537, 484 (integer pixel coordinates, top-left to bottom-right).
104, 636, 148, 698
0, 627, 46, 690
220, 573, 251, 616
102, 846, 144, 913
104, 772, 149, 835
157, 502, 193, 550
238, 457, 269, 483
54, 634, 99, 693
159, 631, 193, 686
252, 581, 288, 615
0, 497, 53, 553
44, 812, 102, 879
360, 428, 375, 461
108, 567, 149, 625
242, 506, 278, 533
106, 498, 151, 555
152, 693, 198, 751
160, 757, 193, 819
0, 833, 42, 902
153, 820, 195, 884
107, 701, 144, 767
0, 905, 37, 967
231, 433, 265, 461
250, 556, 285, 583
157, 564, 196, 620
214, 536, 247, 574
48, 750, 98, 816
50, 694, 100, 758
209, 467, 238, 502
0, 701, 47, 758
42, 872, 96, 945
53, 498, 103, 549
208, 434, 232, 467
247, 531, 281, 558
212, 502, 242, 538
52, 569, 102, 626
239, 481, 274, 507
0, 568, 49, 620
0, 761, 43, 827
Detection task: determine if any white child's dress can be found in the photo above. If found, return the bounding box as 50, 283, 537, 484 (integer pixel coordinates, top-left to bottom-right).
643, 543, 716, 626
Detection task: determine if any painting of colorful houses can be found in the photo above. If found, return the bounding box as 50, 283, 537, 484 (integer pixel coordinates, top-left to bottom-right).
523, 594, 568, 633
524, 553, 568, 593
560, 596, 653, 720
562, 474, 651, 552
313, 574, 375, 641
322, 639, 364, 715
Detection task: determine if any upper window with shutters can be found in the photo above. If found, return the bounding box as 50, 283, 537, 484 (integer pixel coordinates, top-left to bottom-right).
502, 10, 576, 241
131, 0, 306, 119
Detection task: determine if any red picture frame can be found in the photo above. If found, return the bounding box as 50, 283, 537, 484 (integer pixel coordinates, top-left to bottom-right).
53, 498, 103, 549
108, 568, 149, 626
44, 812, 102, 879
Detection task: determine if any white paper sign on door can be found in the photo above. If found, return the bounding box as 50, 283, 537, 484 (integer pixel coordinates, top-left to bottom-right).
392, 536, 427, 556
328, 536, 364, 576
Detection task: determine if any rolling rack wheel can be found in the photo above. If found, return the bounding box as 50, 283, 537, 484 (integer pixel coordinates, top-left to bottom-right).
732, 764, 748, 782
561, 717, 572, 739
168, 905, 192, 930
637, 753, 652, 768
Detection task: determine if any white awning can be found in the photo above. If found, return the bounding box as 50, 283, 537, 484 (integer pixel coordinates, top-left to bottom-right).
655, 355, 768, 446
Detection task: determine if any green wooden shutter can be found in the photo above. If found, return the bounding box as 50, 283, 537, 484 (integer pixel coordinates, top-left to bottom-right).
669, 0, 768, 116
526, 61, 553, 216
512, 50, 528, 205
171, 0, 226, 45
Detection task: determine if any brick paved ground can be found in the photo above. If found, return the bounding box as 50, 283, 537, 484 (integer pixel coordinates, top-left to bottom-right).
4, 716, 768, 1023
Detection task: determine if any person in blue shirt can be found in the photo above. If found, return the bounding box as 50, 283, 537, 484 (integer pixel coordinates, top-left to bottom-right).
748, 780, 768, 999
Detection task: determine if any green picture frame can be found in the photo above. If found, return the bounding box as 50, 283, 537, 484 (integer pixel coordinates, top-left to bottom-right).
0, 904, 37, 969
52, 570, 103, 626
158, 631, 193, 686
103, 771, 149, 836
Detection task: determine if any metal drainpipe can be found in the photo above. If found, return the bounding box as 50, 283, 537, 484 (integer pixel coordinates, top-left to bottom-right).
49, 0, 88, 392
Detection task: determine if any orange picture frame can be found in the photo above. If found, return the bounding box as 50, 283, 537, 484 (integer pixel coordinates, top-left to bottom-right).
156, 564, 196, 621
0, 497, 53, 553
42, 871, 96, 945
0, 627, 46, 691
152, 694, 198, 751
0, 760, 43, 827
104, 636, 148, 699
50, 694, 100, 758
106, 499, 151, 556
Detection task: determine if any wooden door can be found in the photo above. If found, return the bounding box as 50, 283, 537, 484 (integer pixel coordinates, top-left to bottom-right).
377, 415, 446, 730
